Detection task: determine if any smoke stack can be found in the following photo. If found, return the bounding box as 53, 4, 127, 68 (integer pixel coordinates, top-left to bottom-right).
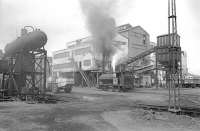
79, 0, 117, 72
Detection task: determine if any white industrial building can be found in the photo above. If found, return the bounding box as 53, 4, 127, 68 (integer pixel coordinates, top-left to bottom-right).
53, 24, 151, 73
52, 24, 164, 87
52, 23, 190, 88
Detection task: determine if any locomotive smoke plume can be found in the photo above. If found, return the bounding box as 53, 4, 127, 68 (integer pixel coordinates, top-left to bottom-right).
79, 0, 117, 70
112, 45, 128, 72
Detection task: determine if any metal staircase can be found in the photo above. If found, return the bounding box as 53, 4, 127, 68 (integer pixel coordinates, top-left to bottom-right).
79, 69, 93, 88
71, 57, 94, 88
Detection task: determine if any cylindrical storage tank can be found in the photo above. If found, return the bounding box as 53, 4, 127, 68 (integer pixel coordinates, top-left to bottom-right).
4, 30, 47, 56
0, 60, 9, 73
14, 53, 34, 73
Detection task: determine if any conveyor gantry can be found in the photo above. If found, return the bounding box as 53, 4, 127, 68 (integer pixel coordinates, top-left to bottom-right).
125, 47, 156, 65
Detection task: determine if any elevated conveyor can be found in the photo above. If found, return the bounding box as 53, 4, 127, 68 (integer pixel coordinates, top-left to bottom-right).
125, 47, 156, 65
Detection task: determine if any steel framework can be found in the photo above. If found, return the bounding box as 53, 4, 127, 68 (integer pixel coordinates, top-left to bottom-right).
1, 47, 47, 96
26, 47, 47, 94
111, 0, 182, 112
167, 0, 182, 112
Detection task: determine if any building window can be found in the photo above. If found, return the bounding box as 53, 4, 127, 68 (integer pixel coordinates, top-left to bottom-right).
53, 62, 73, 69
68, 45, 75, 49
54, 52, 70, 59
83, 60, 91, 66
74, 47, 91, 56
59, 72, 74, 78
76, 39, 82, 45
134, 33, 141, 38
143, 35, 146, 45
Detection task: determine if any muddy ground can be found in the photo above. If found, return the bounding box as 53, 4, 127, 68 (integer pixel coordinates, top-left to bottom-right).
0, 87, 200, 131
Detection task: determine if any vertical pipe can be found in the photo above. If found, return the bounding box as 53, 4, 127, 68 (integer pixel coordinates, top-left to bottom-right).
174, 0, 177, 36
32, 53, 35, 89
97, 72, 99, 87
1, 73, 5, 98
168, 0, 171, 110
168, 72, 171, 109
43, 50, 47, 94
179, 50, 182, 110
173, 0, 178, 109
2, 73, 5, 90
73, 65, 75, 86
168, 0, 171, 37
156, 49, 158, 89
167, 71, 169, 109
172, 52, 175, 109
102, 53, 105, 72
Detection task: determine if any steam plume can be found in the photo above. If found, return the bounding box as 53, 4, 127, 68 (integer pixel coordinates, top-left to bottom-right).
79, 0, 117, 70
112, 45, 128, 72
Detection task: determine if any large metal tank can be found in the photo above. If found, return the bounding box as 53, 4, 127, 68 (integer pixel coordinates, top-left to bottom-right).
4, 30, 47, 56
0, 60, 9, 73
14, 52, 34, 73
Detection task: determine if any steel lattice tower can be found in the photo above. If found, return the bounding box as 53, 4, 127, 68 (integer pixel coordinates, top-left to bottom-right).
168, 0, 182, 112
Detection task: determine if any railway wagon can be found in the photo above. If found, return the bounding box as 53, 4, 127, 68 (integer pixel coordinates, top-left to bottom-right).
182, 78, 200, 88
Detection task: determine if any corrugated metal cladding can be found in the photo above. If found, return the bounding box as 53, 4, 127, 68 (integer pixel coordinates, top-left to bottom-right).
157, 34, 180, 47
157, 48, 181, 65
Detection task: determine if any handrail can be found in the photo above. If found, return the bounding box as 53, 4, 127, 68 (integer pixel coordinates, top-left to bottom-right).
71, 57, 93, 88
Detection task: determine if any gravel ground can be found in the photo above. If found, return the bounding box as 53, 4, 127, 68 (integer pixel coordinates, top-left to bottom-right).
0, 87, 200, 131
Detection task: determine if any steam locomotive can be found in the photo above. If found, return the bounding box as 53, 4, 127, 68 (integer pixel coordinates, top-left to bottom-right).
97, 64, 134, 92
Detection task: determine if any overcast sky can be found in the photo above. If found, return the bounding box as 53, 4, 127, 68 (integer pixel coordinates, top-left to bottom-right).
0, 0, 199, 75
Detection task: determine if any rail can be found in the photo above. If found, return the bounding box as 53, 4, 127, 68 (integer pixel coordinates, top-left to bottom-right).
135, 103, 200, 117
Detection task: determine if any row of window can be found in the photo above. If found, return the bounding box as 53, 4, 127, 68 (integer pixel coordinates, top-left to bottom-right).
59, 72, 74, 78
83, 59, 91, 66
74, 60, 91, 69
53, 47, 91, 59
74, 47, 91, 56
53, 62, 73, 69
117, 24, 132, 32
53, 52, 70, 59
53, 59, 92, 70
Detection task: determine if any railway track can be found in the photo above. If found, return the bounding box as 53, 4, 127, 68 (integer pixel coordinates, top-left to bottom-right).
135, 103, 200, 117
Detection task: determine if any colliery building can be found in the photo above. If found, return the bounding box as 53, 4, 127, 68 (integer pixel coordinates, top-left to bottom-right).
52, 24, 154, 87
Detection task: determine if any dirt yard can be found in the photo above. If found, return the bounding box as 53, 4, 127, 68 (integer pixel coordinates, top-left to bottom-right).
0, 87, 200, 131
